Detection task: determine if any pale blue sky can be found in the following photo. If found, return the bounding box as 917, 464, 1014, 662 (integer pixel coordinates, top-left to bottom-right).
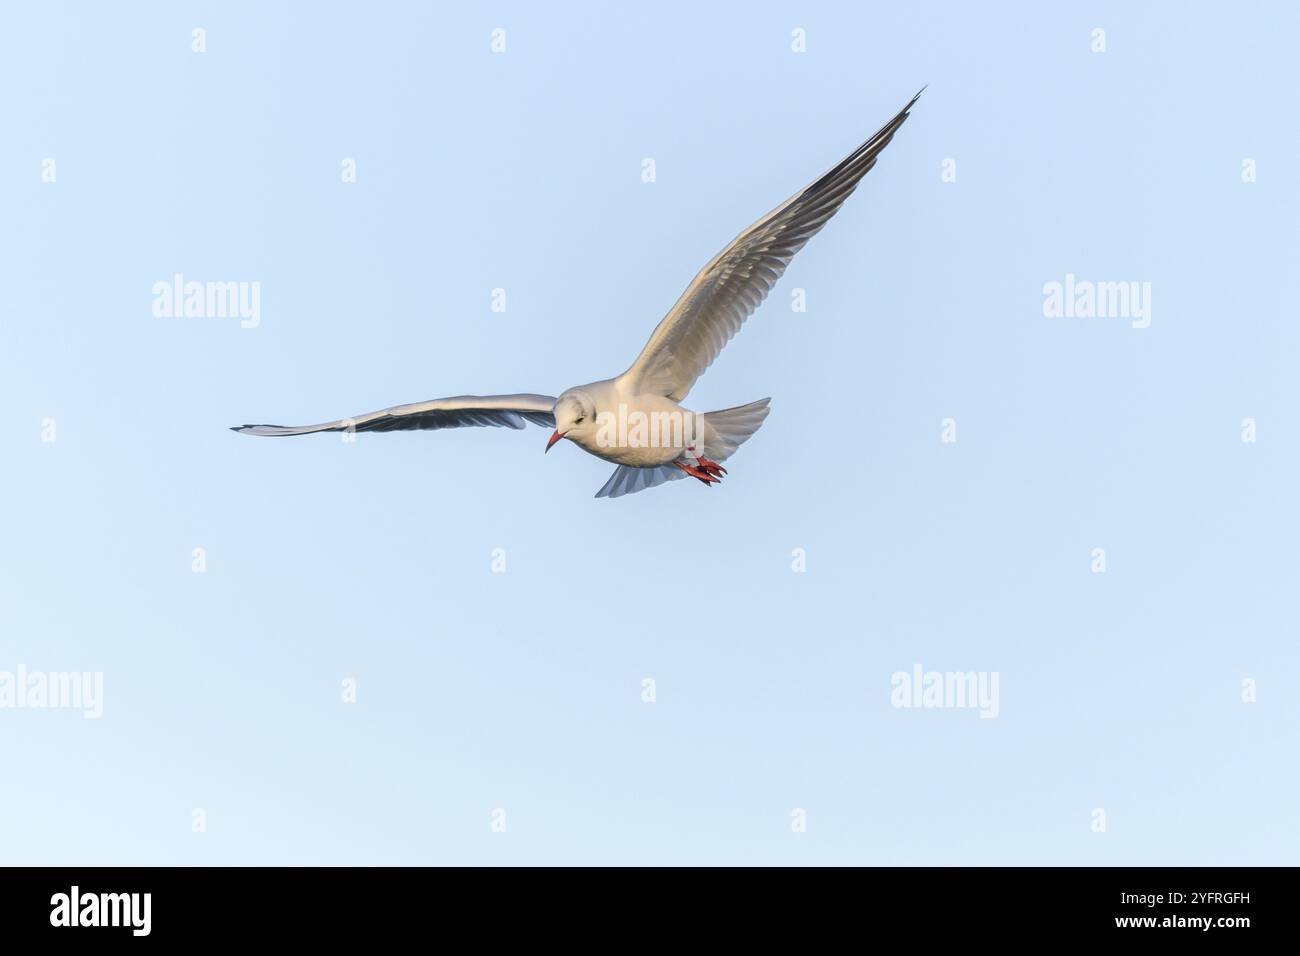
1, 2, 1297, 865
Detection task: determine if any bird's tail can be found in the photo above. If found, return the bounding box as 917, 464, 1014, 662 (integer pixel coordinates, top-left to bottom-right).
702, 397, 771, 461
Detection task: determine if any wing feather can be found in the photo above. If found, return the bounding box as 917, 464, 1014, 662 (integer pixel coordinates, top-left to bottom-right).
232, 393, 556, 437
621, 90, 921, 401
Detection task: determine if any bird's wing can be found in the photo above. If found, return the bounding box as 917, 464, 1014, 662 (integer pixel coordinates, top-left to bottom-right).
594, 463, 688, 499
232, 393, 556, 436
620, 90, 921, 402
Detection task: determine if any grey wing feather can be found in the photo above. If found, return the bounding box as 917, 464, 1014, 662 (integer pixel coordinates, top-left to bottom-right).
594, 463, 688, 499
232, 393, 556, 436
621, 90, 922, 401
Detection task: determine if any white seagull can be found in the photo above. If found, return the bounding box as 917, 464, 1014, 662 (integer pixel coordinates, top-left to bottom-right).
234, 91, 921, 497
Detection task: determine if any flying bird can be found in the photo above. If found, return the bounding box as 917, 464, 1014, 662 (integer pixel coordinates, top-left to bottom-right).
234, 90, 921, 497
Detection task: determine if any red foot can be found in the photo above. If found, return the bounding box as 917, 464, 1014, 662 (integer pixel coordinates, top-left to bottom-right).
697, 456, 727, 478
674, 457, 727, 486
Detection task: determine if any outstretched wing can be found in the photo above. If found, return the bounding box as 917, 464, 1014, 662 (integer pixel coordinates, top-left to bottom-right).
594, 463, 688, 499
621, 90, 921, 402
232, 393, 556, 436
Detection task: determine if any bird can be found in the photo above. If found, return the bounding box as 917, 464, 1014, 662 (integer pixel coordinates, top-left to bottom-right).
233, 90, 921, 498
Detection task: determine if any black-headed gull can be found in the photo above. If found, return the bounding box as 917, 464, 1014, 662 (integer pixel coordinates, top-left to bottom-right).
234, 91, 920, 497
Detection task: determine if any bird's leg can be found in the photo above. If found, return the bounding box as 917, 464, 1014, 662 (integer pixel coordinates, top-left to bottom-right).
696, 456, 727, 478
674, 460, 720, 485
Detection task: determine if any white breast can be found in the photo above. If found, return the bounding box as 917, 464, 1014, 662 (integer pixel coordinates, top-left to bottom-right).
570, 385, 701, 467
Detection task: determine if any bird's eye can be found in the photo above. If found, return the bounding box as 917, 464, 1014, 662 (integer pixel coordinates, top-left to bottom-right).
575, 416, 584, 424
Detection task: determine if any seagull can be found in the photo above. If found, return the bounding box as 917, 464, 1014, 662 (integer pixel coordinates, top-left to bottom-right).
234, 90, 921, 497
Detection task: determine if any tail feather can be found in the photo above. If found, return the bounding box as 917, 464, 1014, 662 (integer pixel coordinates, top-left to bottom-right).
702, 397, 771, 461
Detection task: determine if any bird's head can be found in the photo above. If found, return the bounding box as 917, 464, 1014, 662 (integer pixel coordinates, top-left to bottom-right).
546, 390, 597, 453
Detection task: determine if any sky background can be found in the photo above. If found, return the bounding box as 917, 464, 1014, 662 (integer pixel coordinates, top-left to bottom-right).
1, 1, 1297, 865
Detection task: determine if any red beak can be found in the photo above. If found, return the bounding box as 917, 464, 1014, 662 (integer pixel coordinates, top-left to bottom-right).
545, 430, 566, 453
